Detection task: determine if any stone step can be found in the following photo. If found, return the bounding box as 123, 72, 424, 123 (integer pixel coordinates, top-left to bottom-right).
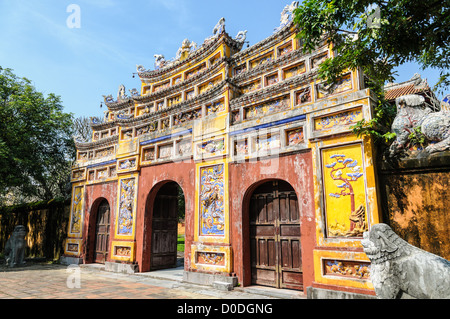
212, 281, 234, 291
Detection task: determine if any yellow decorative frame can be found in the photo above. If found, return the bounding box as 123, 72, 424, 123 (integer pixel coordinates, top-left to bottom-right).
114, 173, 139, 240
190, 244, 232, 273
194, 158, 229, 244
110, 241, 136, 262
64, 238, 82, 257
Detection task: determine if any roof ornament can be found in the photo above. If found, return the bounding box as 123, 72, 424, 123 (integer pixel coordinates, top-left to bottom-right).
234, 30, 248, 44
129, 88, 139, 97
212, 17, 225, 37
175, 39, 198, 61
442, 94, 450, 112
117, 84, 127, 101
204, 17, 225, 44
136, 64, 150, 73
274, 1, 299, 33
90, 116, 103, 125
153, 54, 167, 70
102, 94, 114, 103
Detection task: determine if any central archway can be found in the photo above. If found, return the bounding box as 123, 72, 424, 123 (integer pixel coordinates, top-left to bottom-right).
145, 181, 185, 271
248, 179, 303, 290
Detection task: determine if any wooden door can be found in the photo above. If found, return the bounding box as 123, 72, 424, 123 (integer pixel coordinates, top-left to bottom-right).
94, 200, 110, 264
250, 180, 303, 290
151, 183, 179, 270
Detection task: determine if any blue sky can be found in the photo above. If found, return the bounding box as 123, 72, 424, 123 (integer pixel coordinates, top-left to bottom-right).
0, 0, 444, 120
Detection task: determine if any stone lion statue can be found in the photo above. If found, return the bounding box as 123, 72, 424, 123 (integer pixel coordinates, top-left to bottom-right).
4, 225, 27, 268
389, 94, 450, 157
362, 223, 450, 299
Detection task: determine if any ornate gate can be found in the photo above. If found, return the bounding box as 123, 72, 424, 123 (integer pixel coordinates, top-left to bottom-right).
94, 199, 110, 263
250, 180, 303, 290
151, 183, 180, 270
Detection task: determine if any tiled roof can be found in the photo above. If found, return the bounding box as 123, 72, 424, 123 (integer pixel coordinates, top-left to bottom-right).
384, 74, 431, 101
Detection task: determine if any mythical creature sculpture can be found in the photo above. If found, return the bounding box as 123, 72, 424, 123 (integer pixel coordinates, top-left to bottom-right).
117, 84, 127, 100
389, 94, 450, 157
234, 30, 248, 44
204, 18, 225, 45
153, 54, 167, 69
212, 17, 225, 37
175, 39, 197, 61
103, 94, 114, 103
4, 225, 27, 268
136, 64, 149, 73
361, 223, 450, 299
129, 88, 139, 96
275, 1, 299, 32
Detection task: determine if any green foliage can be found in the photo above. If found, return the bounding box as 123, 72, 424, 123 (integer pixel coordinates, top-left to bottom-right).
293, 0, 449, 147
293, 0, 449, 93
0, 67, 76, 205
351, 89, 397, 147
177, 235, 185, 252
177, 185, 185, 222
408, 126, 426, 148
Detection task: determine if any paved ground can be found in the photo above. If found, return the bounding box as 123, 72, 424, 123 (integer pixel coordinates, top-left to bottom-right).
0, 260, 305, 300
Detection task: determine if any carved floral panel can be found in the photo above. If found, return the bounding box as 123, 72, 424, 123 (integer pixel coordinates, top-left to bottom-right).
245, 96, 290, 120
315, 108, 363, 131
196, 252, 225, 266
287, 128, 304, 146
324, 259, 370, 279
284, 62, 306, 79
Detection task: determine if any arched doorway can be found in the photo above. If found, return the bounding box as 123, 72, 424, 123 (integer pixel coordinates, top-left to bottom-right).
249, 180, 302, 290
150, 182, 184, 271
94, 199, 110, 264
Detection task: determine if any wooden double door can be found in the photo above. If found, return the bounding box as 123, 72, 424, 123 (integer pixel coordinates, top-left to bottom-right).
94, 200, 110, 264
250, 180, 303, 290
150, 183, 180, 270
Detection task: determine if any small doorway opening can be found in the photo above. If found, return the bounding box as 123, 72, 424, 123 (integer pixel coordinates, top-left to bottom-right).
94, 199, 110, 264
249, 180, 303, 290
150, 182, 185, 270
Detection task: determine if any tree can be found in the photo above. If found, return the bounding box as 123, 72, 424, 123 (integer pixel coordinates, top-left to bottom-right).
293, 0, 449, 145
73, 116, 93, 143
294, 0, 449, 91
0, 67, 76, 205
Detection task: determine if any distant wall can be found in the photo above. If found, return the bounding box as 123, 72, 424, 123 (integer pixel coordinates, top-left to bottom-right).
378, 151, 450, 260
0, 200, 70, 261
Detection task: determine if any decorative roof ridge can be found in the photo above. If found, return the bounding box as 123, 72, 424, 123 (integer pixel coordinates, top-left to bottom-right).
137, 31, 240, 80
90, 118, 117, 130
75, 135, 119, 151
116, 80, 230, 126
231, 21, 296, 62
104, 98, 134, 110
230, 69, 318, 109
133, 57, 228, 103
230, 48, 302, 84
384, 73, 429, 91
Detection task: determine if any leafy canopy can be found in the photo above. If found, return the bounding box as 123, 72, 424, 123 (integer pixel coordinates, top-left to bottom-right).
293, 0, 449, 93
293, 0, 449, 146
0, 67, 76, 205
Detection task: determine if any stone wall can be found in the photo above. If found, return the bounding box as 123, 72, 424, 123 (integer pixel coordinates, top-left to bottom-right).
0, 200, 70, 261
378, 151, 450, 260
